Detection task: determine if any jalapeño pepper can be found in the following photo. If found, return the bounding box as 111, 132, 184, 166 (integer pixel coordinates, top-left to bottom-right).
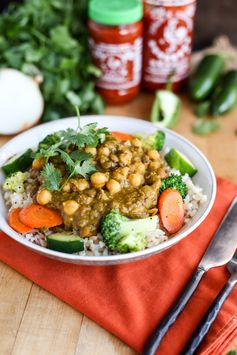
189, 54, 224, 101
211, 70, 237, 116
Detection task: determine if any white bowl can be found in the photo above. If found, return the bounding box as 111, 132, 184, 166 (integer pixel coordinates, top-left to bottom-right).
0, 116, 216, 265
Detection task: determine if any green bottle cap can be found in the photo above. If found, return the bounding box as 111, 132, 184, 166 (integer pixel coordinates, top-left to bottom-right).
89, 0, 143, 26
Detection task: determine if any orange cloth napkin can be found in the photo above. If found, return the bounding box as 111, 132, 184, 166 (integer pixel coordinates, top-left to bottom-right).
1, 177, 237, 355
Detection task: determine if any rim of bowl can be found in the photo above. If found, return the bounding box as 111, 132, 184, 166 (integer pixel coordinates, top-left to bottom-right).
0, 115, 217, 263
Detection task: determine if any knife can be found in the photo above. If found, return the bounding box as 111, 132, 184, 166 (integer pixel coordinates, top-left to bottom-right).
143, 197, 237, 355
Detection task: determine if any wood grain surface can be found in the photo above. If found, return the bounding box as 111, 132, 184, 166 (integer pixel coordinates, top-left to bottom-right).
1, 92, 237, 355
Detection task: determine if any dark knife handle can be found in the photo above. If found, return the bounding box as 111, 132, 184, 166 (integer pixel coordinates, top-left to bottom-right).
143, 267, 206, 355
182, 279, 235, 355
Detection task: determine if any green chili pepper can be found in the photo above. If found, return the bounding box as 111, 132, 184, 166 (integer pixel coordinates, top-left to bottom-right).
211, 70, 237, 116
189, 54, 225, 101
150, 90, 180, 128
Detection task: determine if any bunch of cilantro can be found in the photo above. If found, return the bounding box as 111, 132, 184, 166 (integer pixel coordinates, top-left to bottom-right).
0, 0, 104, 121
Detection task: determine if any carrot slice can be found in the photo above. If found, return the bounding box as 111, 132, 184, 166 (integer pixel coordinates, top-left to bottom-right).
8, 208, 33, 234
112, 131, 133, 141
19, 204, 63, 229
158, 188, 184, 234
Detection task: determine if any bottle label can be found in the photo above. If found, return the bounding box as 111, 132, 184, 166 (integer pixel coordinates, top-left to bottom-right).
89, 38, 142, 90
144, 2, 196, 84
145, 0, 196, 6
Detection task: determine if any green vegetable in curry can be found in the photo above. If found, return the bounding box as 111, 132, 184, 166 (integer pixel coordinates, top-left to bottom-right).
0, 0, 104, 121
160, 174, 188, 199
3, 172, 27, 193
2, 149, 33, 176
137, 131, 166, 151
47, 233, 84, 254
101, 209, 158, 252
116, 233, 147, 253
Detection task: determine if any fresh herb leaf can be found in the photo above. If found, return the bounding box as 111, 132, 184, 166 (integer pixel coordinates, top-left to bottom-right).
41, 163, 62, 191
58, 149, 75, 169
39, 133, 62, 150
192, 119, 220, 136
70, 151, 92, 161
73, 160, 97, 179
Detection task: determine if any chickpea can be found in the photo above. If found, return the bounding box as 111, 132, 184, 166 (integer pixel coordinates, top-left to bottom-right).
90, 172, 108, 188
131, 137, 142, 148
72, 178, 89, 192
136, 162, 146, 174
112, 169, 124, 182
98, 146, 110, 156
36, 189, 52, 205
106, 179, 121, 195
128, 173, 142, 188
120, 167, 129, 177
63, 200, 79, 216
149, 161, 161, 170
32, 157, 45, 170
119, 151, 132, 166
147, 150, 160, 161
85, 147, 97, 156
62, 183, 71, 192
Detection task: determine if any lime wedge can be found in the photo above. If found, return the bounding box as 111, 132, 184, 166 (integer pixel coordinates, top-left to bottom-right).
165, 148, 198, 177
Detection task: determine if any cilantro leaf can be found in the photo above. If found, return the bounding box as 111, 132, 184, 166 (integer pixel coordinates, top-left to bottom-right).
58, 150, 75, 169
39, 133, 62, 150
41, 163, 62, 191
73, 160, 97, 179
70, 151, 92, 161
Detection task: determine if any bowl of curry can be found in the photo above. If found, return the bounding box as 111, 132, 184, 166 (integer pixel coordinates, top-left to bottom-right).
0, 116, 216, 265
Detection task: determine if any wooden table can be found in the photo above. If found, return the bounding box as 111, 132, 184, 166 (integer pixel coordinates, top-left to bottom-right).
1, 93, 237, 355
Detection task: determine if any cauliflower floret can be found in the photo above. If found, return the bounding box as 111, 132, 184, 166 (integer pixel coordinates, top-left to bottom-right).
3, 172, 27, 193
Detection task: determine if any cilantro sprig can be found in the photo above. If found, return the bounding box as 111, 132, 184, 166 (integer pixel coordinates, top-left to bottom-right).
37, 111, 109, 191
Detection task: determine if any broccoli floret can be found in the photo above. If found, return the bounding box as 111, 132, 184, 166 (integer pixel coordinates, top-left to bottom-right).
101, 209, 158, 253
160, 174, 188, 199
3, 172, 27, 193
136, 131, 165, 151
116, 233, 147, 253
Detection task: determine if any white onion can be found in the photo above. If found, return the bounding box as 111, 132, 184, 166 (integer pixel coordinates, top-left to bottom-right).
0, 68, 44, 135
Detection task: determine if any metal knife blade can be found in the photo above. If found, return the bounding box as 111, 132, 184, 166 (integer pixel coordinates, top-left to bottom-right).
200, 196, 237, 271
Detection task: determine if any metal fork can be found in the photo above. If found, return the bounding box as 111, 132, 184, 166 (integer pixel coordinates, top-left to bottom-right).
182, 251, 237, 355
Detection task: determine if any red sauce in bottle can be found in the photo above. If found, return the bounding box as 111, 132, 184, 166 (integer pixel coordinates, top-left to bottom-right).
88, 0, 143, 105
142, 0, 196, 92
